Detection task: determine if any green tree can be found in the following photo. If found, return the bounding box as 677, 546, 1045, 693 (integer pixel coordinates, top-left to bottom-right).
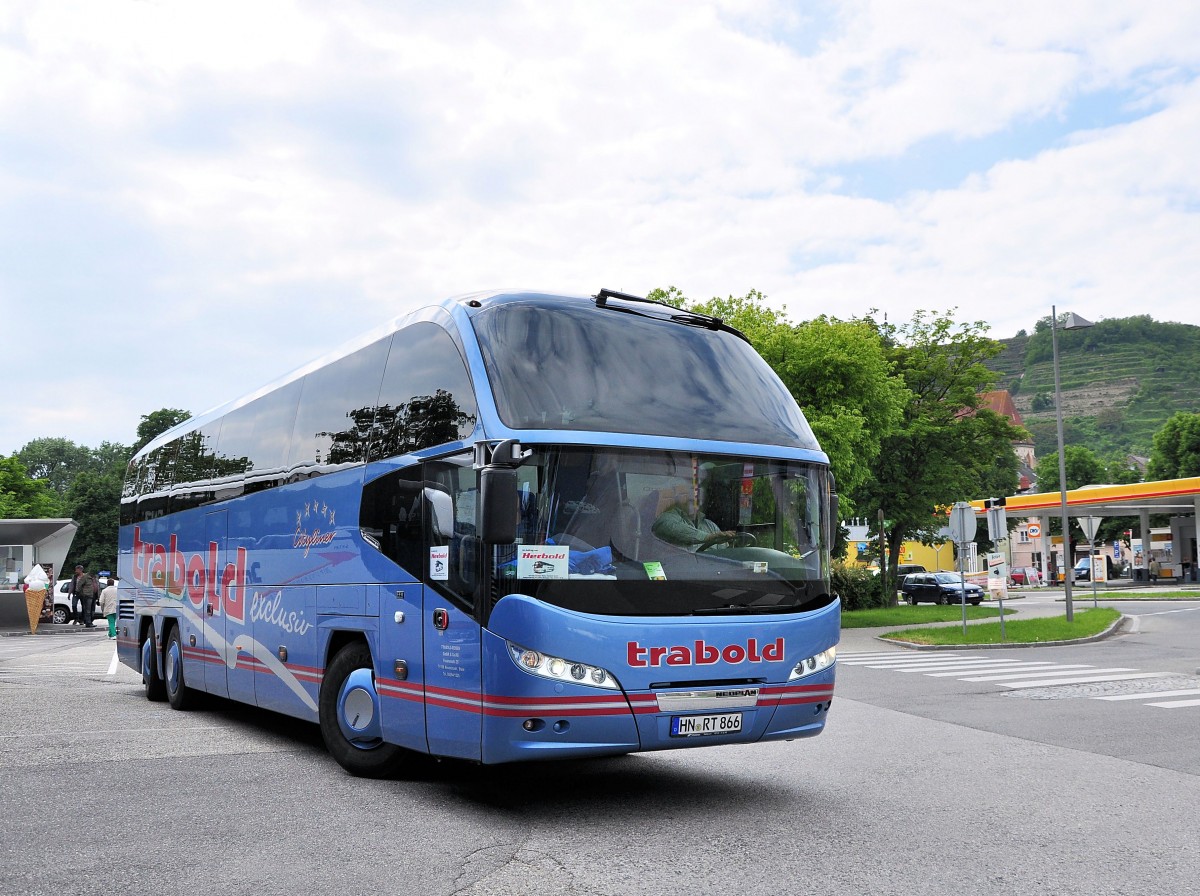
1035, 445, 1106, 493
0, 456, 64, 518
856, 311, 1022, 602
651, 288, 908, 510
1147, 412, 1200, 480
64, 470, 122, 572
15, 438, 95, 495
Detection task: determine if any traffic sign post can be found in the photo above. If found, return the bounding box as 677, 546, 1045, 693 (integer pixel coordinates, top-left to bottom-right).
948, 502, 975, 635
1077, 516, 1104, 608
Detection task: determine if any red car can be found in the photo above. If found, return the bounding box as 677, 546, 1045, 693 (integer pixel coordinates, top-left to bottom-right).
1009, 568, 1041, 586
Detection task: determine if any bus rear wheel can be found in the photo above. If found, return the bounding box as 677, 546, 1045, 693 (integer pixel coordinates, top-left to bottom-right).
319, 643, 403, 778
142, 628, 166, 702
164, 625, 197, 710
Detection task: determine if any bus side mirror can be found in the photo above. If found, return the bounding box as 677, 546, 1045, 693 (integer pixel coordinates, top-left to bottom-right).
480, 466, 518, 545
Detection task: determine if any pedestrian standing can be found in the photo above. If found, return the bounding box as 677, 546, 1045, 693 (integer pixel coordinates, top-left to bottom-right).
71, 564, 98, 627
99, 575, 119, 639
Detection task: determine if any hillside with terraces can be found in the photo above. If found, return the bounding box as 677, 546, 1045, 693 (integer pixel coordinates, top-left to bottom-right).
983, 315, 1200, 462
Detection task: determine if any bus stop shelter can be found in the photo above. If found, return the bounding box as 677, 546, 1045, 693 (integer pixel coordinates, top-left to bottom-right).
973, 476, 1200, 583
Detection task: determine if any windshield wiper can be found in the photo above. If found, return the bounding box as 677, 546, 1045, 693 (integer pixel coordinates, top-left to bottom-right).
592, 288, 749, 342
693, 602, 801, 616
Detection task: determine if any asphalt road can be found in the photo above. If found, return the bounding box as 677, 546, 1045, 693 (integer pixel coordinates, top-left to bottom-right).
2, 603, 1198, 896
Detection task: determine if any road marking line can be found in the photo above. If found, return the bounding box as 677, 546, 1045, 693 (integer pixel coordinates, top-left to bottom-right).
840, 657, 979, 662
108, 647, 120, 676
1095, 688, 1200, 701
997, 672, 1169, 689
884, 660, 1030, 671
855, 659, 1004, 670
1147, 698, 1200, 708
958, 666, 1117, 681
924, 662, 1060, 677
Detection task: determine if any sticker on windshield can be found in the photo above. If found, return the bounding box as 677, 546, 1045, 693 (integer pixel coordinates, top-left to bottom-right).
429, 546, 449, 581
742, 561, 768, 574
643, 561, 667, 580
518, 546, 569, 579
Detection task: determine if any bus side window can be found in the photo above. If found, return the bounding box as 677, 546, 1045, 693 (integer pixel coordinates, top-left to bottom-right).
360, 468, 425, 581
360, 456, 479, 611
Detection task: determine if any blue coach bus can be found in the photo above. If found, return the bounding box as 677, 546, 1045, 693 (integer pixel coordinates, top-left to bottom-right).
116, 289, 840, 776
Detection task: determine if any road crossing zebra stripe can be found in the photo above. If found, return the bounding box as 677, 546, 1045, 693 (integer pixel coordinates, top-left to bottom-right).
837, 653, 980, 664
924, 662, 1063, 676
838, 652, 1195, 709
993, 672, 1169, 689
879, 659, 1034, 672
1096, 688, 1200, 701
956, 666, 1124, 681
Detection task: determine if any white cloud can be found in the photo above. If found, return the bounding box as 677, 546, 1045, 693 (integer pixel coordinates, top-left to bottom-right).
2, 1, 1200, 452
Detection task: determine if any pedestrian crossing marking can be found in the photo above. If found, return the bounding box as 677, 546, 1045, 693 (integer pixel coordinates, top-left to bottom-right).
838, 651, 1194, 709
994, 672, 1168, 689
959, 666, 1135, 682
1097, 688, 1200, 701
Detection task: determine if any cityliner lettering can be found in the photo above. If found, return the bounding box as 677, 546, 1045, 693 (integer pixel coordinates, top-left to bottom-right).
626, 637, 785, 668
130, 527, 248, 622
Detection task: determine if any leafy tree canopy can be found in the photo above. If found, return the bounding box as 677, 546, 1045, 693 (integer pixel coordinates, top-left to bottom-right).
648, 287, 908, 509
64, 470, 123, 572
1147, 411, 1200, 480
855, 310, 1021, 597
1034, 444, 1107, 493
0, 455, 64, 518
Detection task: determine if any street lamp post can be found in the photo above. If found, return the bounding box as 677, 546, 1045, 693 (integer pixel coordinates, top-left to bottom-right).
1050, 305, 1094, 623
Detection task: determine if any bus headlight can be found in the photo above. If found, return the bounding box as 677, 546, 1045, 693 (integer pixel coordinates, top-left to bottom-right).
788, 646, 836, 680
508, 642, 620, 690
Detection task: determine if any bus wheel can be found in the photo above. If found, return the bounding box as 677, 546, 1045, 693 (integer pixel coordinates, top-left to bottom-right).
142, 629, 166, 702
164, 625, 197, 710
319, 643, 403, 778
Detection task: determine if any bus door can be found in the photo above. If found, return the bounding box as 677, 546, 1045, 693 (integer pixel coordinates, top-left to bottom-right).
422, 596, 482, 760
422, 468, 482, 761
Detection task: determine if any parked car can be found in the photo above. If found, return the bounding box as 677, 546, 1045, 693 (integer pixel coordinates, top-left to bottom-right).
1073, 557, 1093, 582
900, 572, 984, 606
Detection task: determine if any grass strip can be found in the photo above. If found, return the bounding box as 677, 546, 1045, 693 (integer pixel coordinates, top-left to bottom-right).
842, 606, 1010, 629
878, 607, 1122, 646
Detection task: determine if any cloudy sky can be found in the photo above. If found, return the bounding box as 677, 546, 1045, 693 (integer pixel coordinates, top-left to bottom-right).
3, 1, 1199, 455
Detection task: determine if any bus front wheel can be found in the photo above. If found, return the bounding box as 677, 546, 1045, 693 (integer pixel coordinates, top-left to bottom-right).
319, 643, 403, 778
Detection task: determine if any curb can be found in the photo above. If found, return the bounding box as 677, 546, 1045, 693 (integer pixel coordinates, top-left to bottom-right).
874, 613, 1132, 651
1, 624, 108, 638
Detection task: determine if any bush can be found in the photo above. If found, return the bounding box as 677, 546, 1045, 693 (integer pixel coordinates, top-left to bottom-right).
831, 562, 891, 611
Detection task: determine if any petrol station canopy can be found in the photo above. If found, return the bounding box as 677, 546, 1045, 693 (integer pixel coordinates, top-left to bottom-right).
972, 477, 1200, 519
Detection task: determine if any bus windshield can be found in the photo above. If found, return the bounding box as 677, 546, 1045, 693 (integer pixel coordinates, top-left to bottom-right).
490, 446, 834, 616
471, 299, 818, 448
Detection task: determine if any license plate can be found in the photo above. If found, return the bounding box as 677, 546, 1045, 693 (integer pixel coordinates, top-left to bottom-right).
670, 712, 743, 737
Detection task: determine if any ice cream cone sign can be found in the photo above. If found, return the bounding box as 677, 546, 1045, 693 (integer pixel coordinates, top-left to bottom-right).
23, 565, 50, 634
